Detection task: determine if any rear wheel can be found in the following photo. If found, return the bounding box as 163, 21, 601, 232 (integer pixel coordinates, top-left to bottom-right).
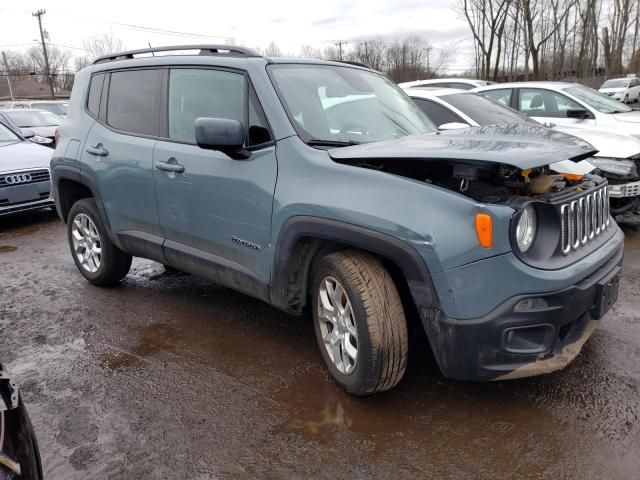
311, 251, 408, 395
67, 198, 132, 285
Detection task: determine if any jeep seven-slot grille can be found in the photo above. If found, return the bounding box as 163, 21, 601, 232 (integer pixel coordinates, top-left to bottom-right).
0, 169, 50, 188
559, 186, 609, 255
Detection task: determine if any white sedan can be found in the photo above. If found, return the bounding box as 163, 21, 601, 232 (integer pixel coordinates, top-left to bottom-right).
405, 87, 640, 225
399, 78, 494, 90
473, 81, 640, 138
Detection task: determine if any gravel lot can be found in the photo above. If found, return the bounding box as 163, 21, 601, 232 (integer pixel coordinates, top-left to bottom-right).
1, 210, 639, 479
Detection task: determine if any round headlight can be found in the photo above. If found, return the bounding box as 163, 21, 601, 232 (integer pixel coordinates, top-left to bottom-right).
516, 205, 537, 253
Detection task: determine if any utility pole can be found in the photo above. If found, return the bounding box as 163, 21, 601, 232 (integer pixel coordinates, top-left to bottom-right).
1, 52, 14, 100
334, 41, 347, 61
32, 9, 55, 99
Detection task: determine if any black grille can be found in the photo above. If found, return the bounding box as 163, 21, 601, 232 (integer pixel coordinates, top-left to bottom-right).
0, 169, 50, 188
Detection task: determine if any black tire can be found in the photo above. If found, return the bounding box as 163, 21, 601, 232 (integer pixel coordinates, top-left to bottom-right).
67, 198, 132, 285
311, 251, 408, 395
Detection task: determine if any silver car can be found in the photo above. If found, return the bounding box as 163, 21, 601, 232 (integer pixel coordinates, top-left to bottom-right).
0, 109, 63, 147
0, 122, 54, 216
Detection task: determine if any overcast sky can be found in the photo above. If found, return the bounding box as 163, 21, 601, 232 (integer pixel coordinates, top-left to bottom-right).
0, 0, 474, 73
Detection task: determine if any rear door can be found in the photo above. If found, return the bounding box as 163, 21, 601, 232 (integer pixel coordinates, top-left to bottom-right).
80, 68, 163, 244
153, 67, 277, 285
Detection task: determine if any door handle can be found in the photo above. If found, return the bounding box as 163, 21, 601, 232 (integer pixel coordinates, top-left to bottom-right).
156, 161, 185, 173
86, 145, 109, 156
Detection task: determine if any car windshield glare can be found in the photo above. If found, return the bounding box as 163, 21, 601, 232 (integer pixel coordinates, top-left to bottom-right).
269, 64, 436, 144
443, 93, 534, 126
6, 110, 62, 127
0, 122, 19, 141
601, 79, 628, 89
564, 85, 632, 113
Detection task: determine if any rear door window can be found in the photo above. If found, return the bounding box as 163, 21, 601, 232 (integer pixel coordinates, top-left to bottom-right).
106, 69, 161, 136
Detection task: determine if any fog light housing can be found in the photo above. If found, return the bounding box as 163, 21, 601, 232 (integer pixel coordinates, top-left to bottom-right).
503, 324, 555, 354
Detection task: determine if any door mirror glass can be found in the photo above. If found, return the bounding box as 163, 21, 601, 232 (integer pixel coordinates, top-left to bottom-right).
195, 117, 250, 159
566, 108, 590, 119
438, 122, 470, 130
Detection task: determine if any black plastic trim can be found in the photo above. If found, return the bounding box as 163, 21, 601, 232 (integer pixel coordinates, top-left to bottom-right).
271, 216, 438, 311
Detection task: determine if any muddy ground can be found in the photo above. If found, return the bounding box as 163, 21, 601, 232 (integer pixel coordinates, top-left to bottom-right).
1, 210, 639, 479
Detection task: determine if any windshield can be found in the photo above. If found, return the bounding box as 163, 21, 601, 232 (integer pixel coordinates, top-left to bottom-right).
443, 93, 534, 126
564, 85, 632, 113
0, 122, 20, 142
5, 110, 63, 127
269, 64, 435, 144
36, 102, 68, 116
601, 79, 629, 89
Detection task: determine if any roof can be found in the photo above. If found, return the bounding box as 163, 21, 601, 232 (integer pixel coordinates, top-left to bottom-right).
399, 78, 485, 88
403, 87, 468, 98
475, 81, 580, 90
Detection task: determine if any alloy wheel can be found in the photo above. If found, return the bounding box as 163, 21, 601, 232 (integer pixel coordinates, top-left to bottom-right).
317, 276, 358, 375
71, 213, 102, 273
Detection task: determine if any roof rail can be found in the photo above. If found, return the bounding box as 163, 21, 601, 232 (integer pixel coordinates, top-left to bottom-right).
93, 45, 261, 64
335, 60, 374, 69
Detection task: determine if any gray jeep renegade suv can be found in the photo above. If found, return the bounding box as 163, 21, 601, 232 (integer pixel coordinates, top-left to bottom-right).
52, 45, 624, 395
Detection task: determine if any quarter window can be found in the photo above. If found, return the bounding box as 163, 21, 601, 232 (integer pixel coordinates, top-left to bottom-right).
87, 73, 105, 117
106, 69, 161, 136
169, 69, 245, 144
411, 98, 465, 127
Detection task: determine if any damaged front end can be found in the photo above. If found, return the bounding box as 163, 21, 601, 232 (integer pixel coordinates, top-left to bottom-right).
594, 154, 640, 226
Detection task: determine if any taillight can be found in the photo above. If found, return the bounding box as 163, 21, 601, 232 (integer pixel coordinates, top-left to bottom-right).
54, 129, 60, 145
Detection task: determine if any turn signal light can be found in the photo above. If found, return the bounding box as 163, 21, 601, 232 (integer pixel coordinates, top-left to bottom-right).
475, 213, 493, 248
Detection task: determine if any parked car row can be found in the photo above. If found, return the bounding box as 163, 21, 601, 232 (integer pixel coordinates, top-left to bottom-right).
0, 100, 68, 117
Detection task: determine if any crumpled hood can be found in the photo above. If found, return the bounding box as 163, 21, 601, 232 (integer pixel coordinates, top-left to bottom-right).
329, 123, 597, 169
0, 141, 53, 172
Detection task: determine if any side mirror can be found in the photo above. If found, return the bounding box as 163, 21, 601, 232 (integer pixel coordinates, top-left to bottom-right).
566, 108, 590, 119
195, 117, 250, 160
21, 128, 35, 139
438, 122, 471, 131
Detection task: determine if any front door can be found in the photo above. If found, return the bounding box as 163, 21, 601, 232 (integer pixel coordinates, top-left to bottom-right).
153, 68, 277, 286
517, 88, 597, 127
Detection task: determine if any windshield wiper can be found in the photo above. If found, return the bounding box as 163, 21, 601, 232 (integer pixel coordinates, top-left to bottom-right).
307, 139, 360, 147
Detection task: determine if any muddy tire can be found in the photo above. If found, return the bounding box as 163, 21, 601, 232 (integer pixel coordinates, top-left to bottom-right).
311, 251, 408, 396
67, 198, 132, 285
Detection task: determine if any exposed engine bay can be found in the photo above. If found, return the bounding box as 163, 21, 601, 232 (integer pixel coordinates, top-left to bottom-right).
344, 158, 606, 206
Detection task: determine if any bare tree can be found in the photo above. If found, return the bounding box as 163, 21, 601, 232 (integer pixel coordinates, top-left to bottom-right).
83, 33, 126, 60
458, 0, 512, 80
299, 45, 323, 59
349, 39, 386, 70
601, 0, 636, 75
264, 41, 283, 57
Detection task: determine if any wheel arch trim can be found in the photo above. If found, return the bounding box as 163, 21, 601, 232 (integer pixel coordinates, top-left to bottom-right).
270, 216, 439, 312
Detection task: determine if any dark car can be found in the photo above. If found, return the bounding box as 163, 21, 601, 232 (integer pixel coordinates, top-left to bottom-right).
0, 363, 43, 479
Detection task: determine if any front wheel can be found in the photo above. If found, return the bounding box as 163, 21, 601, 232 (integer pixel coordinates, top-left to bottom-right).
67, 198, 132, 285
311, 251, 408, 395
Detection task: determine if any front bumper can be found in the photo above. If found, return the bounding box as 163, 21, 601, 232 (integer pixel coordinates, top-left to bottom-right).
0, 198, 54, 217
420, 240, 624, 381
